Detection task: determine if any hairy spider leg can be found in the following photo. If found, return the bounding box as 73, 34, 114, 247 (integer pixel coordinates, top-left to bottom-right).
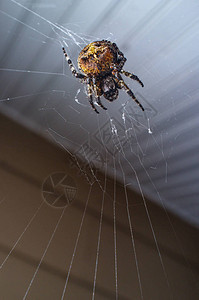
121, 70, 144, 87
92, 78, 107, 110
62, 47, 86, 80
87, 78, 99, 114
96, 96, 107, 110
114, 74, 145, 111
111, 42, 127, 70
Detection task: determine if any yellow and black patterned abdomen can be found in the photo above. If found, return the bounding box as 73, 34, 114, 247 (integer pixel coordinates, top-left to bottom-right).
78, 41, 115, 77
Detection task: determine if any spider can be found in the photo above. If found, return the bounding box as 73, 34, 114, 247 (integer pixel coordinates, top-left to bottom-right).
62, 40, 144, 114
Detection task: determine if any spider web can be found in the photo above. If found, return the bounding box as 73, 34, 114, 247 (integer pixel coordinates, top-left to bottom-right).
0, 0, 198, 299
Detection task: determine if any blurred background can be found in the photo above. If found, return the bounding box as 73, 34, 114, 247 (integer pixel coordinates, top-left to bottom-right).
0, 0, 199, 299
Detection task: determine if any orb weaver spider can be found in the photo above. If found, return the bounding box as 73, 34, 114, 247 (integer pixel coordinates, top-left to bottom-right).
62, 40, 144, 114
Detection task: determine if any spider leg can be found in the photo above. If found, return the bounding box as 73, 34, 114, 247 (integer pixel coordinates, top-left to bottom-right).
87, 78, 99, 114
96, 96, 107, 110
121, 70, 144, 87
93, 78, 107, 110
114, 74, 144, 111
111, 42, 127, 70
62, 47, 86, 81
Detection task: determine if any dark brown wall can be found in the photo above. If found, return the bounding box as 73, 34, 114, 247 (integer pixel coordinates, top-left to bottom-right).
0, 113, 198, 300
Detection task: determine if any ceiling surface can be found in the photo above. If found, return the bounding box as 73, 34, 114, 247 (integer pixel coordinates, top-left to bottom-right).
0, 0, 199, 227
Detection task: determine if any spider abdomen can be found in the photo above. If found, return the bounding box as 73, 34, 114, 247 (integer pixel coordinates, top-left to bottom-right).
78, 41, 115, 77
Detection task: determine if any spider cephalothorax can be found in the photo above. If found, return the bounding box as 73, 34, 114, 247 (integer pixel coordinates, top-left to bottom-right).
101, 75, 118, 101
62, 40, 144, 113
